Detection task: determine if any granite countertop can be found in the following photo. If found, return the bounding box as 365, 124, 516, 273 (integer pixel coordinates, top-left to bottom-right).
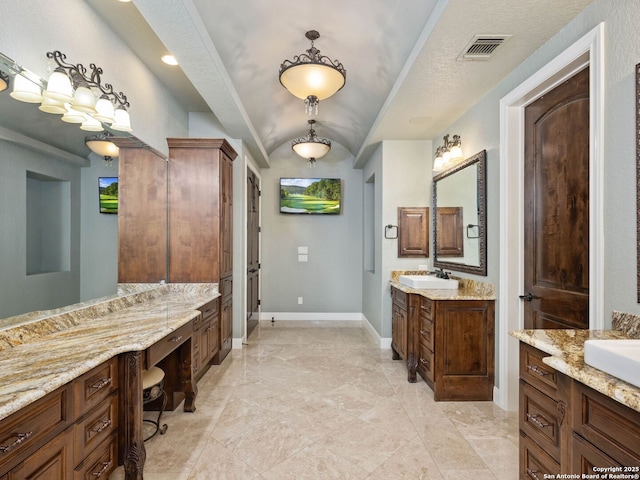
0, 283, 219, 422
389, 270, 495, 301
510, 312, 640, 413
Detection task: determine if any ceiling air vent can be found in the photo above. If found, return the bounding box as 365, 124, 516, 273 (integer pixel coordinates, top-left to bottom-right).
458, 35, 512, 61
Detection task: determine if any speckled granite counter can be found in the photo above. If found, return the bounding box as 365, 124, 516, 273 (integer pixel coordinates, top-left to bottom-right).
0, 283, 219, 421
389, 270, 495, 300
510, 311, 640, 413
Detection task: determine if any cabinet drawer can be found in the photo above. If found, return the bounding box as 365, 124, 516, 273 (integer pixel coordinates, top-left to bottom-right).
570, 432, 621, 475
146, 320, 193, 368
419, 315, 434, 351
10, 426, 74, 479
73, 357, 117, 418
199, 299, 219, 321
74, 432, 117, 480
417, 341, 434, 382
572, 381, 640, 466
74, 392, 117, 464
419, 298, 432, 319
520, 380, 562, 462
520, 343, 558, 398
0, 384, 72, 469
392, 288, 407, 310
519, 431, 559, 480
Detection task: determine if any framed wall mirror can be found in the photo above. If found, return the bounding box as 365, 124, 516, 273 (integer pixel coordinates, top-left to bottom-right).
433, 149, 487, 276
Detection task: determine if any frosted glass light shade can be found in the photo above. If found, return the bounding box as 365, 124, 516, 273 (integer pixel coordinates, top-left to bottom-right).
280, 63, 345, 101
39, 97, 67, 114
292, 141, 330, 159
61, 104, 86, 123
71, 85, 97, 114
10, 74, 43, 103
94, 96, 115, 124
43, 68, 73, 103
111, 107, 132, 132
80, 115, 104, 132
85, 137, 119, 157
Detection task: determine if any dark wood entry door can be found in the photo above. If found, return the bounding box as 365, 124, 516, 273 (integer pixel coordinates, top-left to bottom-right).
523, 66, 590, 329
247, 168, 260, 336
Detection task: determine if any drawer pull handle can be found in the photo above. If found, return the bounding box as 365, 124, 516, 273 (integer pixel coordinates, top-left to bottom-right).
91, 419, 112, 434
526, 364, 550, 377
92, 460, 113, 477
526, 468, 541, 480
0, 431, 33, 453
170, 335, 183, 343
420, 358, 430, 367
420, 330, 429, 336
90, 378, 112, 391
526, 413, 550, 429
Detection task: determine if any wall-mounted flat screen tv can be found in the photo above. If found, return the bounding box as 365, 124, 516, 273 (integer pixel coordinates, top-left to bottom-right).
280, 177, 341, 214
99, 177, 118, 214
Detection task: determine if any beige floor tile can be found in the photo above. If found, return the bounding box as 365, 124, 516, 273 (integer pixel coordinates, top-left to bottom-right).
110, 320, 519, 479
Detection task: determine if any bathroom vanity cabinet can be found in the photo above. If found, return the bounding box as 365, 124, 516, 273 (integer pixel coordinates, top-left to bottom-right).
391, 285, 495, 401
0, 358, 118, 479
518, 342, 640, 477
167, 138, 235, 364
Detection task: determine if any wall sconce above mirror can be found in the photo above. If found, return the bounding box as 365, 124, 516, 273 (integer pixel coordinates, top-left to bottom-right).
433, 149, 487, 276
433, 134, 463, 172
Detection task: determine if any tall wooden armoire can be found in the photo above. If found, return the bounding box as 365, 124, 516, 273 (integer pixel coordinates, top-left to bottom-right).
167, 138, 236, 363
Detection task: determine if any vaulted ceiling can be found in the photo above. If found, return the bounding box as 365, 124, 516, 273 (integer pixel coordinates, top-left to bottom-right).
87, 0, 594, 168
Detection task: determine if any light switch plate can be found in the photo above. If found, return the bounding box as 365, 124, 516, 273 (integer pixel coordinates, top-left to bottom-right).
298, 246, 308, 254
298, 254, 308, 262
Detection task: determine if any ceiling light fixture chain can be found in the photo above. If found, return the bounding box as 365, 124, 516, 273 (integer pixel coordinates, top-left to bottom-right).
46, 50, 129, 109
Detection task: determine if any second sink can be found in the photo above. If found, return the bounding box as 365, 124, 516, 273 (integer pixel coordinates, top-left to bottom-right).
398, 274, 459, 290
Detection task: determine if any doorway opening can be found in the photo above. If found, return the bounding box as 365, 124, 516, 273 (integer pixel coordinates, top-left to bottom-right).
497, 23, 604, 411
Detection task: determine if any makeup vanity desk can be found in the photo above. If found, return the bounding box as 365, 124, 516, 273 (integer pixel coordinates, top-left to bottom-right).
0, 283, 219, 480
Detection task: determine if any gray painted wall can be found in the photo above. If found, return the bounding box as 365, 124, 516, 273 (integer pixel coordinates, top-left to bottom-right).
260, 143, 363, 315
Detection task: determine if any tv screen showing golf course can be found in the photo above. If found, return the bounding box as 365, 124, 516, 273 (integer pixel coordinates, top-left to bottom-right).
279, 177, 341, 215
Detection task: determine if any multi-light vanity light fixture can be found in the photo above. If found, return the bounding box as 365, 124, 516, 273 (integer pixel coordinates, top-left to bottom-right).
4, 50, 132, 164
433, 134, 463, 172
279, 30, 346, 116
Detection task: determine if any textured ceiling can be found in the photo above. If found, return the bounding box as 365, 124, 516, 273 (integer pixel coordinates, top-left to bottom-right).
87, 0, 595, 168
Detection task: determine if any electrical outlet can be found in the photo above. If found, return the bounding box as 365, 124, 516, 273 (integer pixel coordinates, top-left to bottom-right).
298, 297, 303, 305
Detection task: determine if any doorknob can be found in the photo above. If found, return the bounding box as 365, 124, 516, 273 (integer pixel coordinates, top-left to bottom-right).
519, 292, 534, 302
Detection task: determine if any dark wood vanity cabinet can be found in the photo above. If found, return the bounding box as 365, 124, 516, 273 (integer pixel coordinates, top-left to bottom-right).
391, 286, 494, 400
0, 358, 118, 479
518, 342, 640, 477
167, 138, 236, 364
194, 298, 220, 381
518, 342, 570, 478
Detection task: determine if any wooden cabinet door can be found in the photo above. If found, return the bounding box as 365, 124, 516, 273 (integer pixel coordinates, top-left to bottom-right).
397, 207, 429, 257
391, 304, 407, 360
220, 155, 234, 279
435, 207, 463, 257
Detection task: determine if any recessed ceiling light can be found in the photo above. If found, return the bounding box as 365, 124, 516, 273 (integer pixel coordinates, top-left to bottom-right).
161, 54, 179, 66
117, 0, 132, 3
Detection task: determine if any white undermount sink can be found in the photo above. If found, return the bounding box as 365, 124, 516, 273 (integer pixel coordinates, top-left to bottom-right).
398, 274, 459, 290
584, 339, 640, 388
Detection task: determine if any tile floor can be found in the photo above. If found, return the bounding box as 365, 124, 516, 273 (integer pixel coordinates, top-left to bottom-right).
110, 320, 519, 479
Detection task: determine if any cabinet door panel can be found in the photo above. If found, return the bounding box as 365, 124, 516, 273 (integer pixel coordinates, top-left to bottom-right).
11, 428, 73, 480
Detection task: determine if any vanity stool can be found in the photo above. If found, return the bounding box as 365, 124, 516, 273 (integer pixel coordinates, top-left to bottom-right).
142, 366, 168, 441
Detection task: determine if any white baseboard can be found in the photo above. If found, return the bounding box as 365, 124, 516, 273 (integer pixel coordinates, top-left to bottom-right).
260, 312, 364, 321
232, 337, 243, 349
254, 312, 391, 350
